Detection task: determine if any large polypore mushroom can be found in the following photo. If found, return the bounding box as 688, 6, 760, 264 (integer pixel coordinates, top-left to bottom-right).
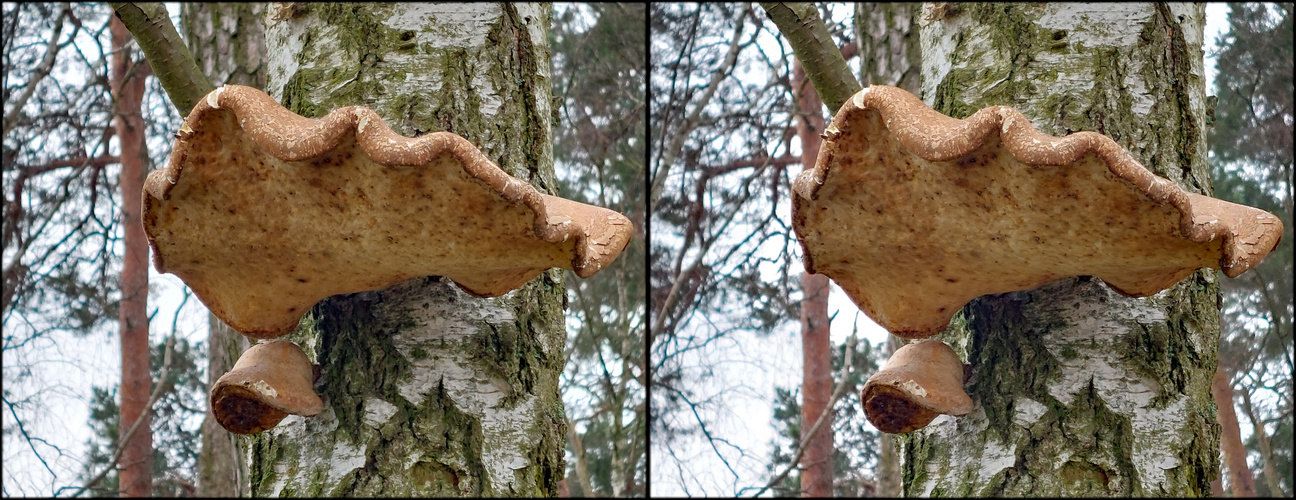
144, 85, 633, 338
794, 85, 1283, 433
793, 85, 1283, 339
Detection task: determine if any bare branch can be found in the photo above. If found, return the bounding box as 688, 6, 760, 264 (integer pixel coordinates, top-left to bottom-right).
748, 334, 858, 498
108, 2, 213, 113
758, 2, 861, 112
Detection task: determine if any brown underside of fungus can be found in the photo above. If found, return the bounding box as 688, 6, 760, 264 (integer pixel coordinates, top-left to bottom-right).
211, 339, 323, 435
862, 339, 973, 434
792, 85, 1284, 339
143, 85, 633, 338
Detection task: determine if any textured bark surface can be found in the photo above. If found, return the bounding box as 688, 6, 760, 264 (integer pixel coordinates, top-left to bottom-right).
180, 3, 267, 89
110, 15, 152, 497
250, 4, 564, 496
179, 5, 264, 495
907, 3, 1219, 496
853, 3, 921, 91
1212, 369, 1256, 496
794, 57, 833, 497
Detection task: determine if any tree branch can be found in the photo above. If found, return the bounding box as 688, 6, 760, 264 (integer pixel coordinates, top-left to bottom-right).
3, 3, 71, 138
748, 334, 858, 498
759, 2, 862, 112
108, 2, 213, 114
65, 291, 186, 498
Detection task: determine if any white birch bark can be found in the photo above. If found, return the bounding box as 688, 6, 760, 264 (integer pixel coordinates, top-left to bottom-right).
907, 3, 1219, 496
247, 4, 565, 496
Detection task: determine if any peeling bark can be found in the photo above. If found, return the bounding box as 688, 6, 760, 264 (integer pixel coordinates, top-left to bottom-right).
250, 4, 564, 496
908, 4, 1218, 496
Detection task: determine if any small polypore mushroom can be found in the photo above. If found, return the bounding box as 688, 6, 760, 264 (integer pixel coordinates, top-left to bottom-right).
211, 339, 323, 434
143, 85, 633, 338
793, 85, 1284, 339
862, 339, 972, 434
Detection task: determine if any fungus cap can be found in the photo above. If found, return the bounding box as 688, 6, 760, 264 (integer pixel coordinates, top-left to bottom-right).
861, 339, 972, 434
144, 85, 633, 338
793, 85, 1284, 338
210, 339, 323, 435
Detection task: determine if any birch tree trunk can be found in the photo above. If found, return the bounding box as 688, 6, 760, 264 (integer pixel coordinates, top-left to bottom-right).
179, 4, 265, 496
249, 3, 565, 496
906, 3, 1219, 496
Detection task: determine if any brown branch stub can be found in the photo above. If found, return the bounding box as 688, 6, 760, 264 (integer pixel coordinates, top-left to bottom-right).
143, 85, 634, 338
792, 85, 1285, 338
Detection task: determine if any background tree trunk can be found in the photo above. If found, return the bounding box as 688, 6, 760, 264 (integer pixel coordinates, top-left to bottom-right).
251, 4, 564, 495
853, 3, 921, 92
179, 4, 266, 496
110, 14, 152, 498
794, 57, 833, 497
1212, 368, 1256, 496
906, 3, 1218, 496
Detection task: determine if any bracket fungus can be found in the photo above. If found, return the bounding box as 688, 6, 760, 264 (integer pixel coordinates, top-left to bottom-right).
143, 85, 633, 338
794, 85, 1283, 433
211, 339, 323, 435
793, 85, 1283, 338
861, 339, 973, 434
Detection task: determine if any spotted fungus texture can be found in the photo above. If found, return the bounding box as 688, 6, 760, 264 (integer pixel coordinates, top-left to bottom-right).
143, 85, 633, 338
211, 339, 323, 435
792, 85, 1284, 339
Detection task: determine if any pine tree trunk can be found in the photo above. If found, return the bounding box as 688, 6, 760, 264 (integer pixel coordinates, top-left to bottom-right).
1212, 369, 1256, 496
906, 4, 1219, 496
179, 4, 266, 496
250, 4, 565, 496
110, 14, 152, 498
794, 55, 834, 497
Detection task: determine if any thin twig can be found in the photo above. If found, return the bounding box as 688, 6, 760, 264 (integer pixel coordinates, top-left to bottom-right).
748, 333, 858, 498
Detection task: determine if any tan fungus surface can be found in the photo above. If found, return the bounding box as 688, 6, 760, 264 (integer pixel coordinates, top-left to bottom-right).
792, 85, 1284, 338
144, 85, 633, 338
